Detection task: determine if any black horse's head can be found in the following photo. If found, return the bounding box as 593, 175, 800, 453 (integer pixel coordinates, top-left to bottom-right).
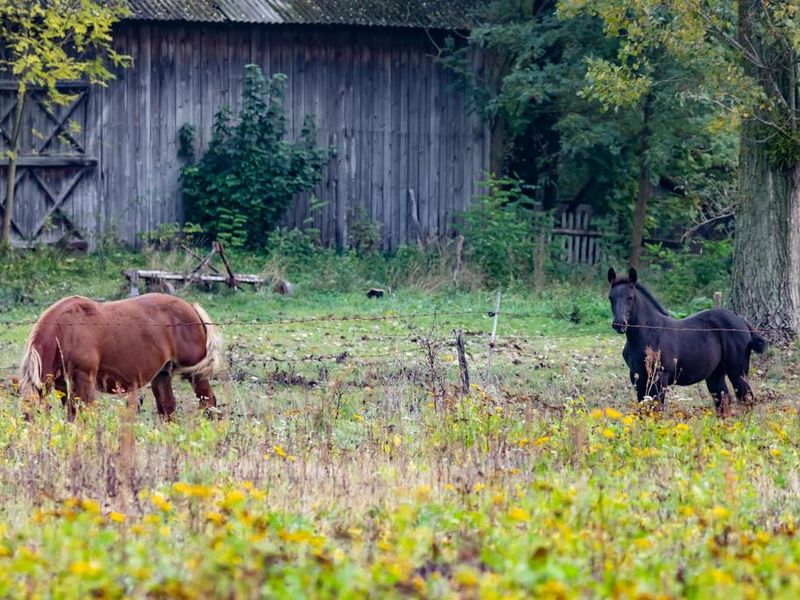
607, 267, 638, 334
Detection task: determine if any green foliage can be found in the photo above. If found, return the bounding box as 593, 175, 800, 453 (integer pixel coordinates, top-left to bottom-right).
181, 65, 333, 249
348, 211, 382, 256
441, 0, 738, 268
0, 0, 131, 104
644, 239, 733, 310
462, 176, 553, 286
0, 0, 131, 246
766, 129, 800, 170
139, 222, 205, 251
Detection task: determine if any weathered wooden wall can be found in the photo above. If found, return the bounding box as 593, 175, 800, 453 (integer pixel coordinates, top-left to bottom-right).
1, 22, 490, 249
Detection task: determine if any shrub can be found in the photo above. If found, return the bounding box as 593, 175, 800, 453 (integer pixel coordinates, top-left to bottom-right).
462, 176, 553, 286
180, 64, 333, 248
644, 238, 733, 310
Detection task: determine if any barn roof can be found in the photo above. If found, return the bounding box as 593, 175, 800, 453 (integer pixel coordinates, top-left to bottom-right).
122, 0, 480, 29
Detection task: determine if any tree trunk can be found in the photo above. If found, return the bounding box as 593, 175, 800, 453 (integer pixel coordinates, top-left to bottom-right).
731, 0, 800, 341
629, 98, 652, 268
630, 157, 652, 269
731, 122, 800, 341
1, 88, 25, 248
489, 114, 508, 177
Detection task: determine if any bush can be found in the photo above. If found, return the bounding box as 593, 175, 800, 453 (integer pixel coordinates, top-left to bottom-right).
462, 176, 553, 286
643, 238, 732, 310
180, 64, 333, 248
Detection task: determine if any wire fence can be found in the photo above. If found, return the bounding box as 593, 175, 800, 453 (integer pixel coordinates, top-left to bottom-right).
0, 309, 778, 336
0, 301, 778, 387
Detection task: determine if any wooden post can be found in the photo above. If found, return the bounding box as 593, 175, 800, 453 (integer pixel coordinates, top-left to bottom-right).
714, 291, 722, 308
119, 389, 138, 511
454, 329, 469, 396
485, 291, 501, 382
408, 189, 422, 248
453, 234, 464, 286
214, 241, 240, 289
129, 270, 139, 297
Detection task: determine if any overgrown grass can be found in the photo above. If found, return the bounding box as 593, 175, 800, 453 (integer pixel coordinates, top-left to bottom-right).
0, 248, 796, 598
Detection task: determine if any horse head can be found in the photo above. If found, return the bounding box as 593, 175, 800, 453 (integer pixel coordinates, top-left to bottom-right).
607, 267, 638, 334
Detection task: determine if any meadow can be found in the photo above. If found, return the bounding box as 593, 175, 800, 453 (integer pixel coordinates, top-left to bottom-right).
0, 249, 798, 598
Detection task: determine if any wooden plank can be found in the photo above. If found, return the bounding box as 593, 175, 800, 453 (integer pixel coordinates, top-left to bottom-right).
376, 36, 388, 237
337, 31, 352, 248
0, 157, 98, 167
406, 41, 420, 246
417, 49, 431, 237
430, 51, 442, 236
398, 42, 409, 247
0, 81, 88, 91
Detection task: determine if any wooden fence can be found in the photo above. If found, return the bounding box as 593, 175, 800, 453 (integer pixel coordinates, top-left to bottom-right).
0, 22, 489, 250
552, 204, 603, 265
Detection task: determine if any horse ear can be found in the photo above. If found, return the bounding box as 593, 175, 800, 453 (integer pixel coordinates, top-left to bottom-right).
607, 268, 616, 284
628, 267, 638, 285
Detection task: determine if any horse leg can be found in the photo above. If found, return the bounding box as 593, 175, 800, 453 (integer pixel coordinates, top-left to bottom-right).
631, 370, 647, 401
151, 370, 177, 421
726, 358, 754, 405
69, 370, 97, 421
705, 367, 731, 417
188, 375, 219, 417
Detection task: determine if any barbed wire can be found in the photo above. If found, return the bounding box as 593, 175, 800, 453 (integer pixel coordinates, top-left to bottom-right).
0, 305, 781, 338
0, 309, 486, 328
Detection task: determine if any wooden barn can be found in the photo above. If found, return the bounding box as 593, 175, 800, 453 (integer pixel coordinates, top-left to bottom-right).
0, 0, 489, 249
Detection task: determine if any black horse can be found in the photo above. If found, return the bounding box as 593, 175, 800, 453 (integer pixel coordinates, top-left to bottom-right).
607, 267, 767, 412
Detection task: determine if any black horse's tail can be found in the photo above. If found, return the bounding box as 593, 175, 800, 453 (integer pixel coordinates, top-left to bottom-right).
748, 324, 768, 354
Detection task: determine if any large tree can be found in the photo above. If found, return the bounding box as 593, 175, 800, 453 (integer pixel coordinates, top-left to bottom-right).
558, 0, 800, 340
0, 0, 129, 248
443, 0, 736, 266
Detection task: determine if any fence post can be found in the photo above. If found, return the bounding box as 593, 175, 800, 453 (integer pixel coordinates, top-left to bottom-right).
119, 389, 138, 512
453, 329, 469, 395
714, 291, 722, 308
129, 270, 139, 297
453, 234, 464, 287
485, 291, 501, 382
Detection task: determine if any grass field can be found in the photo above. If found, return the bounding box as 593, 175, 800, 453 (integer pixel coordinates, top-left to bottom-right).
0, 250, 798, 598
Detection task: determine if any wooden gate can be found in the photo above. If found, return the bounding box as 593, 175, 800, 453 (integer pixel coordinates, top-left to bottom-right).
552, 204, 603, 265
0, 81, 99, 248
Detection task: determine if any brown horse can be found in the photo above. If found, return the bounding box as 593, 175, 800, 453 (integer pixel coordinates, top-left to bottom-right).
18, 293, 223, 420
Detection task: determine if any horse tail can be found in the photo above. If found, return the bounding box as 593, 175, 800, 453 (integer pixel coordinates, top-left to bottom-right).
748, 324, 768, 354
182, 303, 224, 379
18, 331, 44, 401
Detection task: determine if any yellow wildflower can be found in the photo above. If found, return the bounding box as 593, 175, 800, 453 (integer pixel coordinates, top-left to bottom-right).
150, 493, 173, 512
69, 561, 101, 577
108, 511, 126, 523
273, 445, 287, 458
711, 505, 730, 520
413, 484, 432, 501
601, 428, 616, 439
589, 408, 604, 419
535, 435, 551, 446
508, 507, 530, 522
454, 567, 479, 588
538, 580, 569, 599
604, 407, 622, 419
205, 511, 226, 525
80, 499, 101, 514
222, 489, 246, 508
